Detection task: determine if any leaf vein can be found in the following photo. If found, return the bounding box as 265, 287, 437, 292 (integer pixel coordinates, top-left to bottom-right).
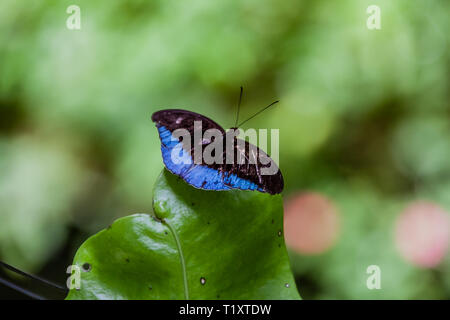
164, 220, 189, 300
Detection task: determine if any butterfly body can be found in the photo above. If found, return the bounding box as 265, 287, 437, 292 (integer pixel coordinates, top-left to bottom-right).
152, 109, 283, 194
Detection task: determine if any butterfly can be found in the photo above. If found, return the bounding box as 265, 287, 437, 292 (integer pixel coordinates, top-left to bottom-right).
151, 89, 283, 195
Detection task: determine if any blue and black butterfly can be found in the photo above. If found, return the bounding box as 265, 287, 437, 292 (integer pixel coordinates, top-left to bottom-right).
151, 90, 283, 195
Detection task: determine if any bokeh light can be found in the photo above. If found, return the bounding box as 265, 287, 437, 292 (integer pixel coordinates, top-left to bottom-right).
395, 201, 450, 268
284, 192, 340, 255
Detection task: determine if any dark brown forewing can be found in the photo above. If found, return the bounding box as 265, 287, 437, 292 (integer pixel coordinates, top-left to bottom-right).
152, 109, 225, 134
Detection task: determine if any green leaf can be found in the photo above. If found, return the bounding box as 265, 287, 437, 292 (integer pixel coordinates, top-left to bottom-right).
66, 169, 300, 300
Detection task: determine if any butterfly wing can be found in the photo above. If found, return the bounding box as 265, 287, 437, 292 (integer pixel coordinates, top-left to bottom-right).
152, 109, 283, 194
217, 138, 284, 195
152, 109, 233, 190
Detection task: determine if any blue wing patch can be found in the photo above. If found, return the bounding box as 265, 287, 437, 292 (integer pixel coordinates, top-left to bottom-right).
157, 126, 262, 192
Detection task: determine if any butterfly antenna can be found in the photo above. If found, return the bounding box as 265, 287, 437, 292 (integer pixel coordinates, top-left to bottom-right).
0, 260, 67, 292
0, 276, 46, 300
234, 86, 244, 128
237, 100, 279, 128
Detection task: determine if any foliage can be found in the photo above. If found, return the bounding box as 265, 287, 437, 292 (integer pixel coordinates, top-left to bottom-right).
0, 0, 449, 299
67, 170, 299, 299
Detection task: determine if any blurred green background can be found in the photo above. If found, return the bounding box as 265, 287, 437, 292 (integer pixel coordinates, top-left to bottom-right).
0, 0, 449, 299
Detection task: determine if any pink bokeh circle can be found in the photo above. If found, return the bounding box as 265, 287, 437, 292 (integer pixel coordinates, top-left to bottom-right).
284, 192, 340, 255
395, 201, 450, 268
